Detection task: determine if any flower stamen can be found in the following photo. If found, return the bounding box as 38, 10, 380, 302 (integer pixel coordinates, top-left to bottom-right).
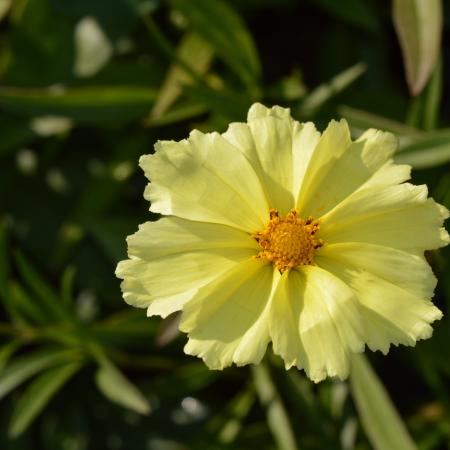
253, 208, 323, 272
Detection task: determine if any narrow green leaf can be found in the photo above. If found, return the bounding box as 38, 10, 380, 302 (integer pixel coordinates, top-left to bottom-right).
14, 249, 67, 321
9, 281, 49, 325
350, 354, 417, 450
95, 359, 151, 415
166, 0, 261, 88
297, 62, 367, 117
0, 349, 77, 400
423, 58, 442, 130
0, 340, 22, 372
217, 387, 255, 444
0, 220, 9, 298
150, 32, 214, 119
338, 105, 420, 135
0, 230, 26, 323
395, 142, 450, 169
395, 128, 450, 169
8, 361, 81, 438
0, 0, 12, 21
310, 0, 379, 32
60, 265, 77, 307
205, 385, 255, 445
252, 363, 298, 450
146, 102, 208, 127
393, 0, 443, 96
0, 86, 158, 123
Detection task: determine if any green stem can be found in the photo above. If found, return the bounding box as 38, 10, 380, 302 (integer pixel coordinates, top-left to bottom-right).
252, 362, 299, 450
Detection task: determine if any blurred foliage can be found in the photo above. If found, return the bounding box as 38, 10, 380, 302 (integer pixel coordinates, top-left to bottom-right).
0, 0, 450, 449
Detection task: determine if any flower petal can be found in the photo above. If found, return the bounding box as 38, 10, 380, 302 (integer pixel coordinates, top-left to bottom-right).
317, 256, 443, 354
297, 119, 352, 213
116, 218, 257, 317
316, 242, 437, 299
300, 129, 398, 217
180, 259, 276, 369
320, 183, 450, 252
141, 130, 269, 232
271, 266, 364, 383
223, 103, 321, 214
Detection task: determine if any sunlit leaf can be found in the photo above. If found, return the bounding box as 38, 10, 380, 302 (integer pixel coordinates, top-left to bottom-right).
8, 361, 82, 438
0, 349, 78, 400
166, 0, 261, 89
296, 62, 367, 117
146, 102, 208, 127
350, 354, 418, 450
150, 31, 214, 119
338, 105, 420, 135
73, 16, 113, 78
0, 0, 12, 22
0, 86, 158, 124
252, 363, 298, 450
95, 358, 151, 415
395, 128, 450, 169
392, 0, 443, 96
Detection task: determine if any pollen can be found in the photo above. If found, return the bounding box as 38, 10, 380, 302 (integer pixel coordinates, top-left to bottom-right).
253, 209, 323, 273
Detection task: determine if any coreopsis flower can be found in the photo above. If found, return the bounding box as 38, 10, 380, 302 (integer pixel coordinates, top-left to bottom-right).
116, 103, 449, 382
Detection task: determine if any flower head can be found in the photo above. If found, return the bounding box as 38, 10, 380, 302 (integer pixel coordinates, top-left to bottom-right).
116, 103, 449, 382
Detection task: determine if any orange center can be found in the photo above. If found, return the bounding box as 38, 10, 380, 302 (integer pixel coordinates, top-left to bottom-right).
253, 209, 323, 273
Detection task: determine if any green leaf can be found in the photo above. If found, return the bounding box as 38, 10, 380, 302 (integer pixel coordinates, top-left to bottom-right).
423, 58, 442, 130
0, 86, 158, 124
338, 105, 420, 135
0, 221, 10, 302
146, 101, 208, 127
0, 116, 36, 157
217, 387, 255, 444
0, 0, 12, 22
310, 0, 379, 32
60, 265, 77, 308
350, 354, 418, 450
149, 31, 214, 119
165, 0, 261, 89
296, 62, 367, 117
9, 281, 49, 325
395, 129, 450, 169
393, 0, 443, 96
252, 363, 298, 450
8, 361, 81, 438
14, 249, 67, 321
0, 349, 77, 400
95, 358, 151, 415
0, 340, 22, 372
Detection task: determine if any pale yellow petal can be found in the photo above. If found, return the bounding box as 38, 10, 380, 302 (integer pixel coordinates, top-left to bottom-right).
320, 183, 450, 252
141, 130, 268, 232
180, 259, 276, 369
127, 217, 258, 259
247, 103, 292, 121
301, 130, 398, 217
269, 271, 306, 370
278, 266, 364, 382
224, 108, 321, 214
317, 242, 437, 299
317, 257, 443, 354
116, 218, 256, 317
297, 119, 352, 213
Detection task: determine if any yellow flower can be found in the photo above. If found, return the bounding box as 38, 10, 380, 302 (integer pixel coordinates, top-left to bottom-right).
116, 103, 449, 382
